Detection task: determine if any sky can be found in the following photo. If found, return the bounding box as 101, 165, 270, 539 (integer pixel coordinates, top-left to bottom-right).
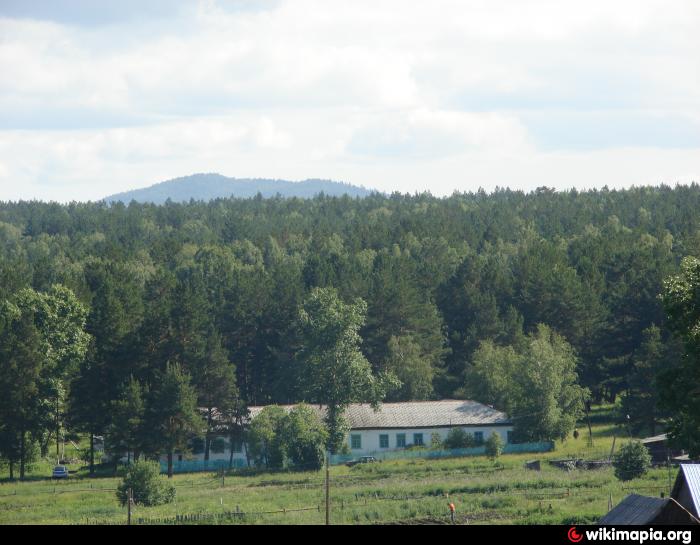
0, 0, 698, 202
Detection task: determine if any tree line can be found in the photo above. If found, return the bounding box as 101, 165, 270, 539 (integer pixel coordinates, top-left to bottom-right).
1, 184, 700, 477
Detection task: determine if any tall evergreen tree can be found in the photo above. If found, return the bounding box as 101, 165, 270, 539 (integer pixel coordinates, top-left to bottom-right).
0, 303, 45, 480
191, 328, 238, 461
105, 377, 146, 468
143, 363, 204, 478
622, 325, 680, 435
362, 250, 446, 398
69, 261, 142, 472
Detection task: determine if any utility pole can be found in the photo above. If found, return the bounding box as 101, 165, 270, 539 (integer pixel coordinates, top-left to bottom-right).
325, 450, 330, 525
625, 414, 633, 439
56, 394, 60, 464
128, 488, 133, 526
584, 398, 594, 448
667, 450, 673, 497
608, 435, 617, 462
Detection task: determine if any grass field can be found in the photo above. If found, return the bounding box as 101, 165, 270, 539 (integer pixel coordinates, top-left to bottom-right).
0, 407, 678, 525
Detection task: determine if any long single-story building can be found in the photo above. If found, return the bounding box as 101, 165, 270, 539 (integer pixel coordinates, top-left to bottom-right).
173, 399, 514, 467
335, 399, 513, 455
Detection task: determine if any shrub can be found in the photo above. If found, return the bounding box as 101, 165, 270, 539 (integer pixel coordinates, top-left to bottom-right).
247, 405, 288, 469
280, 404, 328, 471
443, 428, 477, 449
430, 432, 443, 449
613, 441, 651, 481
116, 460, 176, 506
485, 432, 503, 460
248, 404, 329, 470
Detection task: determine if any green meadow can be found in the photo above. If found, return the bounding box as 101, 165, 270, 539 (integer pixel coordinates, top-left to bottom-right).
0, 408, 675, 525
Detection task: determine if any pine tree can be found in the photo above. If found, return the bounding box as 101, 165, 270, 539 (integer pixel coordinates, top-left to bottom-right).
106, 377, 146, 468
69, 261, 142, 472
362, 251, 446, 398
191, 328, 238, 461
143, 363, 204, 478
0, 304, 44, 480
622, 325, 680, 435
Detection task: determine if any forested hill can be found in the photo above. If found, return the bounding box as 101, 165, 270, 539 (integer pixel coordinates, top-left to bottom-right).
1, 184, 700, 440
104, 173, 373, 203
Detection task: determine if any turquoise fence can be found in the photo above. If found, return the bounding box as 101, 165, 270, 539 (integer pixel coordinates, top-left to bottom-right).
155, 441, 554, 473
159, 458, 248, 474
329, 441, 554, 465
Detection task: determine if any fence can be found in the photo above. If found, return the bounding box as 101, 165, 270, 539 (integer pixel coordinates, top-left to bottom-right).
127, 485, 572, 525
134, 506, 320, 525
125, 440, 554, 474
330, 441, 554, 465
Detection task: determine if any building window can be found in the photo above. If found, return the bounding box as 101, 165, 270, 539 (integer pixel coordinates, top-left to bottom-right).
190, 437, 205, 454
177, 454, 183, 462
474, 432, 484, 444
379, 434, 389, 449
211, 437, 227, 454
230, 440, 242, 453
396, 433, 406, 448
507, 431, 513, 444
351, 434, 362, 450
413, 433, 424, 446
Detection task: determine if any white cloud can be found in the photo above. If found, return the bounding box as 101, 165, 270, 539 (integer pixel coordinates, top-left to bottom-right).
347, 109, 532, 159
0, 0, 698, 200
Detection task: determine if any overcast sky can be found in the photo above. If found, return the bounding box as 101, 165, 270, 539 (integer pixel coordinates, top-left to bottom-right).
0, 0, 698, 202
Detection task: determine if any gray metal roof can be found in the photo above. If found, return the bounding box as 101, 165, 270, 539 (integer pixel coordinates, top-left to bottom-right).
598, 494, 668, 525
343, 400, 510, 429
246, 400, 510, 429
673, 464, 700, 517
641, 433, 668, 444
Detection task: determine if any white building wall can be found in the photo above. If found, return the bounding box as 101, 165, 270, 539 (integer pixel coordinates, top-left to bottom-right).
166, 442, 249, 466
174, 425, 513, 465
346, 426, 513, 456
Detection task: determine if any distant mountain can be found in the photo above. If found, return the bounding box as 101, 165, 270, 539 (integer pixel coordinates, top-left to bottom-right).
104, 173, 374, 204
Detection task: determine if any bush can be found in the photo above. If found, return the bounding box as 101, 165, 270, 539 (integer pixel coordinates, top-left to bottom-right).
613, 441, 651, 481
485, 432, 503, 460
247, 405, 288, 469
280, 404, 328, 471
116, 460, 176, 506
443, 428, 477, 449
430, 432, 443, 449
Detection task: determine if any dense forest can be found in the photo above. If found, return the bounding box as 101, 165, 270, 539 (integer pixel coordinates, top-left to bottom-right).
2, 184, 700, 476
